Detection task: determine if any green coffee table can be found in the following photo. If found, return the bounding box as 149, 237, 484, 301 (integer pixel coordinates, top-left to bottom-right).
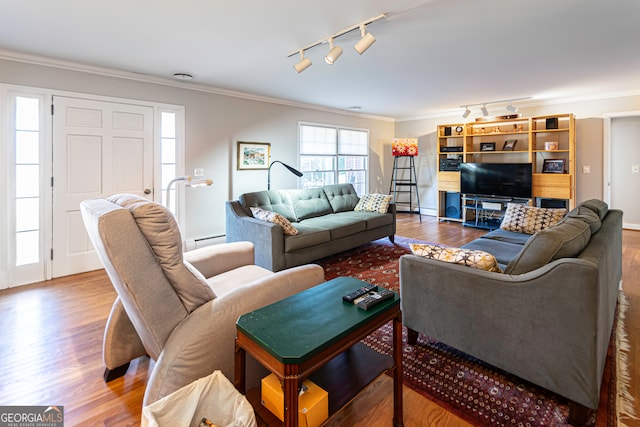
234, 276, 403, 427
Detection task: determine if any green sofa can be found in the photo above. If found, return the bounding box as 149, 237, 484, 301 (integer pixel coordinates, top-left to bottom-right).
225, 183, 396, 272
400, 199, 623, 422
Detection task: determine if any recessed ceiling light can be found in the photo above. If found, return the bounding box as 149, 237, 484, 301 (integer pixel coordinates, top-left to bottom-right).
173, 73, 194, 81
349, 106, 362, 110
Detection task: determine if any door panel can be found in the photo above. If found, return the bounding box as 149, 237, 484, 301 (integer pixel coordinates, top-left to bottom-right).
52, 97, 153, 277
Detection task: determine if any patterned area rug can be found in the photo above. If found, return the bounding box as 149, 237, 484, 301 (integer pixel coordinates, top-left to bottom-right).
317, 236, 633, 427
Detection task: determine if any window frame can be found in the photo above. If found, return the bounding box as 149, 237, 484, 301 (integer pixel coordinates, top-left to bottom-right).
298, 122, 369, 195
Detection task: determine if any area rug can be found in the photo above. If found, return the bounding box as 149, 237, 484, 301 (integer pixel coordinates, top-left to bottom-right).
317, 236, 636, 427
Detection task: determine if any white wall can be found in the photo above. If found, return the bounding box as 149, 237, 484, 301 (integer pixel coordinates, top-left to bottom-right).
394, 94, 640, 212
0, 58, 395, 241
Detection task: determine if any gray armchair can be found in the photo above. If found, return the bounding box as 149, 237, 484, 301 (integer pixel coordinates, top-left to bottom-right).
80, 194, 325, 405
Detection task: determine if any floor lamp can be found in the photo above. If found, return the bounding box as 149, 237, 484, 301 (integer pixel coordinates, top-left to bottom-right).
165, 176, 213, 210
267, 161, 303, 190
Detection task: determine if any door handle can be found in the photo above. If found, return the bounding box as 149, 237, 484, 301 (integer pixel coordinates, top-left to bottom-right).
143, 188, 151, 195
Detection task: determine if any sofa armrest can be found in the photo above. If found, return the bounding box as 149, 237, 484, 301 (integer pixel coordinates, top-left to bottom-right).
143, 264, 325, 405
183, 241, 254, 278
400, 254, 604, 408
225, 201, 285, 271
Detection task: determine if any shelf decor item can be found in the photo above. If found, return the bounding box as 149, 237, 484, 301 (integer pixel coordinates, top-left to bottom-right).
546, 118, 558, 129
480, 142, 496, 151
237, 141, 271, 170
544, 141, 559, 151
391, 138, 418, 156
502, 139, 518, 151
542, 159, 565, 173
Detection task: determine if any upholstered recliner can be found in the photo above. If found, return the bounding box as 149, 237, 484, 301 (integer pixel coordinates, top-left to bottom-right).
80, 194, 325, 405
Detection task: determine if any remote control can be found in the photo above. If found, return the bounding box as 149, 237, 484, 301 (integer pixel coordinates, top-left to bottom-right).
356, 288, 395, 310
342, 283, 378, 303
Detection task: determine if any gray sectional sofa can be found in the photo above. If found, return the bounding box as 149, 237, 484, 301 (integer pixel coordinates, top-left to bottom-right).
226, 183, 396, 271
400, 199, 622, 422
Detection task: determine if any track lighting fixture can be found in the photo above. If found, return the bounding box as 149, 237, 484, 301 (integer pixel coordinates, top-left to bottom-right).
460, 97, 531, 119
324, 38, 343, 64
288, 14, 386, 72
354, 24, 376, 54
294, 50, 312, 73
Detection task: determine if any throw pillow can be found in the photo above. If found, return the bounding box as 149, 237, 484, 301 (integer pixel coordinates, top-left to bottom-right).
500, 203, 566, 235
409, 243, 502, 273
354, 194, 393, 213
250, 207, 299, 235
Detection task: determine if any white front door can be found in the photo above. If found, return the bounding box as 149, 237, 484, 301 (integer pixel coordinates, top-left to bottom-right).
52, 96, 154, 277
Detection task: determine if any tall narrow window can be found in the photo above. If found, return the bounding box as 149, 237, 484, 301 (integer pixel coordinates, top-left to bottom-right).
14, 96, 41, 266
161, 111, 177, 212
299, 123, 368, 195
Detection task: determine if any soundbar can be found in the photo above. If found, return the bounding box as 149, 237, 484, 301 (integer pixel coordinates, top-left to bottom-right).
440, 146, 463, 152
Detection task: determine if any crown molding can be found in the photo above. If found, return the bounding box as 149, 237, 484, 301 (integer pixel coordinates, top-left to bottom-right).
0, 49, 394, 122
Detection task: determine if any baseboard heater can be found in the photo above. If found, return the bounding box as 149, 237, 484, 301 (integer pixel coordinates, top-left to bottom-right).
185, 234, 226, 251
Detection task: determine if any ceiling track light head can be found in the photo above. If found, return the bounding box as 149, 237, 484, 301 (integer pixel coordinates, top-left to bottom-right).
294, 50, 312, 73
354, 24, 376, 54
324, 37, 343, 65
506, 103, 518, 113
481, 105, 489, 117
462, 107, 471, 119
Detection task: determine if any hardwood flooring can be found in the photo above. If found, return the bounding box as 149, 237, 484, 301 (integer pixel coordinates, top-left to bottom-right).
0, 214, 637, 426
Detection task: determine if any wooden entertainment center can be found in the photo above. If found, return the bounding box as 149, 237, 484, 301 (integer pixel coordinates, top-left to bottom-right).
436, 113, 575, 229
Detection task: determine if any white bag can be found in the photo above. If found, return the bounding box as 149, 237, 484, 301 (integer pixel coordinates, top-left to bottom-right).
142, 371, 257, 427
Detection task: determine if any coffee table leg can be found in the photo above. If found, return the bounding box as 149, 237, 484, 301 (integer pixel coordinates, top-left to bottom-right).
393, 315, 404, 427
283, 366, 299, 427
234, 340, 246, 393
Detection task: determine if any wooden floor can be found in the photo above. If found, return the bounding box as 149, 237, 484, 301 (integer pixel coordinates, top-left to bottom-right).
0, 214, 638, 426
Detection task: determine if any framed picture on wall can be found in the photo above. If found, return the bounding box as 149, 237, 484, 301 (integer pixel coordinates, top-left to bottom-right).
542, 159, 565, 173
237, 141, 271, 170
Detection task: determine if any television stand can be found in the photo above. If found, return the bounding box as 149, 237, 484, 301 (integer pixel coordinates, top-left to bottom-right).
462, 195, 529, 230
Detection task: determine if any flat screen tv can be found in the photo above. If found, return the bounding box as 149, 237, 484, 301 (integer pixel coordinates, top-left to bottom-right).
460, 163, 532, 199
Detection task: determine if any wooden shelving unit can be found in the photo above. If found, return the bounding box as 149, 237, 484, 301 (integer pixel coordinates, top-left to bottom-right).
436, 114, 575, 226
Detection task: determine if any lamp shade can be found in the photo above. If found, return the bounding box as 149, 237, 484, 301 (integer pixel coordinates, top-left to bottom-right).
392, 138, 418, 156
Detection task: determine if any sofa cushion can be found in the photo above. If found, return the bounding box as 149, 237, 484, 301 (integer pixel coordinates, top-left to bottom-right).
240, 190, 297, 221
323, 184, 360, 212
461, 238, 525, 266
504, 218, 591, 275
580, 199, 608, 220
480, 228, 532, 246
566, 206, 601, 235
250, 207, 299, 235
410, 243, 502, 272
299, 214, 366, 240
283, 224, 331, 252
500, 203, 566, 235
354, 194, 393, 213
109, 196, 216, 312
338, 211, 394, 229
288, 188, 333, 220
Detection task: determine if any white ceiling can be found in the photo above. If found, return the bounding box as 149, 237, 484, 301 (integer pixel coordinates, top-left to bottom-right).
1, 0, 639, 120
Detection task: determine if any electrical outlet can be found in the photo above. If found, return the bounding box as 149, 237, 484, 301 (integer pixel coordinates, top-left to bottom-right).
582, 165, 591, 174
194, 168, 204, 177
632, 165, 639, 174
